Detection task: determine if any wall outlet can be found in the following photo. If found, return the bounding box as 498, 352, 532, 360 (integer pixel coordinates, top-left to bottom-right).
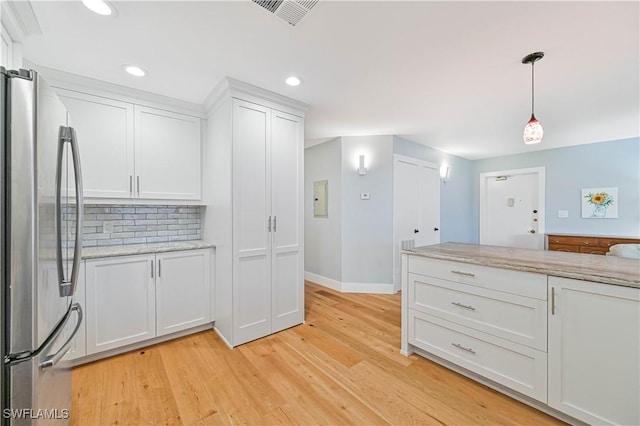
360, 192, 370, 200
558, 210, 569, 218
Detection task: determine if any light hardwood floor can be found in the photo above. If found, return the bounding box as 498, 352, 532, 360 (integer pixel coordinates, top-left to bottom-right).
71, 281, 564, 425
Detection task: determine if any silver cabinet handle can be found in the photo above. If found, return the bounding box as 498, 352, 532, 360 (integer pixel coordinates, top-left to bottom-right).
129, 175, 133, 196
151, 260, 154, 278
451, 270, 476, 277
158, 259, 161, 277
551, 287, 555, 315
268, 216, 272, 232
273, 216, 277, 232
451, 302, 476, 311
137, 176, 140, 196
55, 126, 84, 298
40, 303, 83, 370
451, 343, 476, 355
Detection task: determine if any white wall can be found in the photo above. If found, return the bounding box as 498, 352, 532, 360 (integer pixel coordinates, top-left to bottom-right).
340, 136, 394, 288
304, 138, 342, 282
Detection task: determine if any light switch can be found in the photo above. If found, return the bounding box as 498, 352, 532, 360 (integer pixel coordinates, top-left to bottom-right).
558, 210, 569, 218
360, 192, 370, 200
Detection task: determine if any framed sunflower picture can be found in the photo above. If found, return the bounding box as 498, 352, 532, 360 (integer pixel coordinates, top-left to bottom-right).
581, 187, 618, 219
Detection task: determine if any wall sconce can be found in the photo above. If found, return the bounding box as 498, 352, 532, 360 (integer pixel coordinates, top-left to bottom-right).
357, 154, 367, 175
440, 164, 450, 183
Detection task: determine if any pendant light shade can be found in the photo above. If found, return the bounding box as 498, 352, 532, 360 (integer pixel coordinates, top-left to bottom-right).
522, 52, 544, 144
524, 115, 543, 144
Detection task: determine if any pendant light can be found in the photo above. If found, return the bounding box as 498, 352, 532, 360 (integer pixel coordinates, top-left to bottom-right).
522, 51, 544, 144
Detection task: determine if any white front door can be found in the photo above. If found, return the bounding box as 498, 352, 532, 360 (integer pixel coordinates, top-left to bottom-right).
393, 155, 440, 291
480, 167, 545, 249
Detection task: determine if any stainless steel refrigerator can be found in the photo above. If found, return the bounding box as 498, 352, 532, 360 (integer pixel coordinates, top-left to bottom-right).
1, 68, 84, 425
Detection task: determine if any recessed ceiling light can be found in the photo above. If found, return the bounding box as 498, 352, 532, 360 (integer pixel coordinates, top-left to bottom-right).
82, 0, 113, 16
123, 65, 146, 77
285, 76, 302, 87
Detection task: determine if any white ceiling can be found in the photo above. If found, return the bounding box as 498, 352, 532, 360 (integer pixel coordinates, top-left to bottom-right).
17, 0, 640, 159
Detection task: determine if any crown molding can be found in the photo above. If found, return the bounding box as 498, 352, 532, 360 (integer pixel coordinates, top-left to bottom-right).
25, 60, 205, 117
204, 76, 308, 118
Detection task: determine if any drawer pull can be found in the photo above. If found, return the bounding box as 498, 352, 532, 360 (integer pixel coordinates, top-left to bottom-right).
451, 270, 476, 277
451, 343, 476, 355
451, 302, 476, 311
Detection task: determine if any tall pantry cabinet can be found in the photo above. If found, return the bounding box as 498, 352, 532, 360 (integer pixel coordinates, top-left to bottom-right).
204, 78, 306, 347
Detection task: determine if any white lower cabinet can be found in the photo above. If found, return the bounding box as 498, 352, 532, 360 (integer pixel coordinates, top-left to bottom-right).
85, 254, 156, 354
403, 254, 640, 425
548, 277, 640, 425
84, 249, 212, 356
156, 249, 210, 336
404, 258, 548, 402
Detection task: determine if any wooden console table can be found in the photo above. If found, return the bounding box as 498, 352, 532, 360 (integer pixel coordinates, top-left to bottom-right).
547, 234, 640, 255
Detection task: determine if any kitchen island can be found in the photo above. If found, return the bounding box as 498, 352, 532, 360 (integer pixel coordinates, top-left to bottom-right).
401, 243, 639, 426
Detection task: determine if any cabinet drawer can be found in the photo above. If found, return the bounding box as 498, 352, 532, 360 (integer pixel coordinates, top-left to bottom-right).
408, 274, 547, 350
547, 236, 598, 246
409, 310, 547, 402
548, 244, 579, 253
579, 246, 608, 255
408, 257, 547, 300
598, 237, 640, 248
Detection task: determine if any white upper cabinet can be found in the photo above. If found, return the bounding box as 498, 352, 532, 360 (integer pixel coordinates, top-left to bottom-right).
54, 87, 202, 202
58, 90, 135, 198
135, 106, 201, 200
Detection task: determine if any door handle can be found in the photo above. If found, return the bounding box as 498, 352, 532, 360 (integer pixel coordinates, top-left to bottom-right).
137, 176, 140, 196
39, 304, 83, 370
434, 227, 439, 231
55, 126, 84, 298
414, 229, 419, 233
151, 260, 154, 278
273, 216, 277, 232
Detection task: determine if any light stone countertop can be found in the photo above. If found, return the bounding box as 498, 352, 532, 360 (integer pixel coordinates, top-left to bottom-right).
403, 243, 640, 289
82, 240, 215, 259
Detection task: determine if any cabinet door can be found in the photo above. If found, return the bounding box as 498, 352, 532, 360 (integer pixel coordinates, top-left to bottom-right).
548, 277, 640, 425
135, 106, 201, 200
270, 110, 304, 333
156, 249, 210, 336
56, 89, 135, 198
232, 99, 272, 345
85, 255, 156, 354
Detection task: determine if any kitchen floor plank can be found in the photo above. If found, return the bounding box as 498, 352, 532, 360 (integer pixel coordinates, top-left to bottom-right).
71, 281, 565, 425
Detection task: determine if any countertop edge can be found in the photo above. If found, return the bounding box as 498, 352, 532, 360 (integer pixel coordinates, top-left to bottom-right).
402, 247, 640, 289
82, 241, 216, 259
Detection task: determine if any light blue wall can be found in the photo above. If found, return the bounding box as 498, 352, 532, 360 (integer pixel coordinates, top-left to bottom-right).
341, 136, 395, 284
473, 138, 640, 238
393, 137, 476, 243
304, 138, 343, 281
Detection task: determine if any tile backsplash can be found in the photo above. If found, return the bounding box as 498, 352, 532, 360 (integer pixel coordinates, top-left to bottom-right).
71, 204, 202, 247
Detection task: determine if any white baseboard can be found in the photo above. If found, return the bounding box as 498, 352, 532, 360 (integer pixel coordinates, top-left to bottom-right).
304, 271, 395, 294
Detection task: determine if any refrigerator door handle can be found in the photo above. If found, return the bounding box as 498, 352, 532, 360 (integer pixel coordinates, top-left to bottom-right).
39, 303, 83, 370
55, 126, 84, 297
4, 303, 82, 366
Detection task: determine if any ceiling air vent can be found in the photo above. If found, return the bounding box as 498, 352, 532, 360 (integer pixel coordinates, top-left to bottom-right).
252, 0, 318, 26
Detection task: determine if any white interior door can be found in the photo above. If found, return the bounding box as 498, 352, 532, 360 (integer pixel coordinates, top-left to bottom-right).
393, 155, 440, 292
480, 167, 545, 249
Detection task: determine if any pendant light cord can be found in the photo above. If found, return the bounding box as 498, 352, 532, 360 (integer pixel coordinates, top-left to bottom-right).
531, 62, 535, 116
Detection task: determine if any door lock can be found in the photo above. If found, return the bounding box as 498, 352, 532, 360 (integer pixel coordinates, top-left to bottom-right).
530, 229, 536, 234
